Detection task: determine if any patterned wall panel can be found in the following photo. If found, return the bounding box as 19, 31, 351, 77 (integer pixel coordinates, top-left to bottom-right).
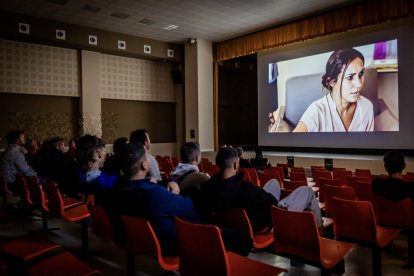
0, 39, 79, 97
100, 54, 175, 102
7, 112, 79, 143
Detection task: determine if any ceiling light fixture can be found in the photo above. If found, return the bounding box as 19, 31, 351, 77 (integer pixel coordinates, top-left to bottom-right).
163, 24, 179, 31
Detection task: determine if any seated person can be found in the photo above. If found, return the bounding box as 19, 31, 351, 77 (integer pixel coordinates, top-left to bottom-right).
201, 146, 322, 233
102, 137, 128, 175
32, 137, 77, 196
171, 142, 210, 190
130, 129, 162, 181
76, 135, 117, 204
0, 130, 37, 195
236, 147, 255, 169
372, 151, 414, 204
113, 142, 200, 257
250, 147, 272, 169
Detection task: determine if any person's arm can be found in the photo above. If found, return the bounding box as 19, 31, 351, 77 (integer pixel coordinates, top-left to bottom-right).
14, 149, 37, 177
148, 155, 162, 181
150, 186, 194, 216
293, 121, 309, 132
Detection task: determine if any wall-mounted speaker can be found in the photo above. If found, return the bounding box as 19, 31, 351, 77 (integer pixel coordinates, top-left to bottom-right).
18, 23, 30, 34
167, 49, 174, 58
144, 45, 151, 54
56, 29, 66, 40
89, 35, 97, 45
118, 40, 126, 50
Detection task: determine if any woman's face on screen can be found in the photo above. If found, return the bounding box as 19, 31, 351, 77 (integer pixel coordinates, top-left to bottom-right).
332, 57, 365, 103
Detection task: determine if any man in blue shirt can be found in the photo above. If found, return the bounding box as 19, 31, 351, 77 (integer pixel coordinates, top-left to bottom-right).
114, 142, 198, 256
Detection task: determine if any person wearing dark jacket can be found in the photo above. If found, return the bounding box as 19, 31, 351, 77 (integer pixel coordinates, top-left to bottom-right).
201, 146, 322, 233
372, 151, 414, 204
113, 142, 199, 257
111, 142, 252, 257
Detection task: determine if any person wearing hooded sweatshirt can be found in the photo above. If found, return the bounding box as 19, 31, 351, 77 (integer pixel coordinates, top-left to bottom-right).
201, 146, 322, 233
171, 142, 210, 190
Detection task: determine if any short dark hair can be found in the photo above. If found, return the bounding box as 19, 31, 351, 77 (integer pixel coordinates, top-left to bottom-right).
130, 129, 148, 144
6, 130, 24, 144
383, 151, 405, 174
49, 137, 64, 148
113, 137, 128, 156
180, 142, 200, 163
236, 147, 243, 158
76, 135, 104, 170
255, 147, 263, 158
215, 147, 239, 171
119, 142, 146, 177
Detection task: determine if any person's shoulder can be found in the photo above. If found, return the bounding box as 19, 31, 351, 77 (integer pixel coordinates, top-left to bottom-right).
359, 95, 374, 108
303, 95, 330, 115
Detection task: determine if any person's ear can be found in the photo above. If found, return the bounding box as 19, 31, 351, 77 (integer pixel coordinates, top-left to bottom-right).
329, 79, 336, 88
403, 162, 406, 170
141, 160, 149, 171
233, 161, 237, 170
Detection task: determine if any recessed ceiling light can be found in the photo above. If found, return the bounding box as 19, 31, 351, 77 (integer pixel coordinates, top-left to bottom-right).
80, 5, 101, 13
46, 0, 69, 5
138, 19, 156, 25
111, 12, 130, 19
163, 24, 179, 31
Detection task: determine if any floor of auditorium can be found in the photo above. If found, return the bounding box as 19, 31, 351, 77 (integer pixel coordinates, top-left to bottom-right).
0, 213, 412, 275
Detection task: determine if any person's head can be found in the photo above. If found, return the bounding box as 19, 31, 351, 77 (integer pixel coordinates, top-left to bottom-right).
180, 142, 201, 164
236, 147, 244, 158
50, 137, 65, 151
112, 137, 128, 156
76, 135, 106, 172
255, 147, 263, 158
130, 129, 150, 149
322, 48, 365, 104
383, 151, 406, 175
6, 130, 25, 145
215, 146, 239, 173
118, 142, 149, 179
24, 139, 38, 154
68, 139, 76, 149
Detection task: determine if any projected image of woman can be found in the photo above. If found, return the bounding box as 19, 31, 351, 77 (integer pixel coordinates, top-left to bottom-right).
293, 48, 374, 132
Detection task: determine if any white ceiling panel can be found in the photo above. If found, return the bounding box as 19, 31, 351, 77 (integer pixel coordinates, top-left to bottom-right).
0, 0, 356, 44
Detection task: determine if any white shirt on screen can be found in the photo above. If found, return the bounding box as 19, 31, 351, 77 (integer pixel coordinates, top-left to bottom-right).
298, 93, 374, 132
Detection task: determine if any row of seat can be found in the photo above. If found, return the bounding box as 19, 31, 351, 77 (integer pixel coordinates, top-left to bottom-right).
0, 237, 100, 275
87, 204, 285, 276
2, 174, 91, 254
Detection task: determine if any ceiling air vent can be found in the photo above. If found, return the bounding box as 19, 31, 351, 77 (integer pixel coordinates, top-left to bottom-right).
111, 12, 130, 19
80, 5, 101, 13
46, 0, 69, 5
138, 18, 156, 25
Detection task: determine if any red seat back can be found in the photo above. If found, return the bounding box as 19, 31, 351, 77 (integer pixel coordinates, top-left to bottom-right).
175, 217, 228, 276
374, 196, 414, 230
332, 198, 377, 244
324, 185, 356, 217
271, 206, 321, 263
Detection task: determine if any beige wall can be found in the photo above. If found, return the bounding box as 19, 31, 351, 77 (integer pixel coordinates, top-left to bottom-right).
0, 39, 180, 150
184, 39, 214, 151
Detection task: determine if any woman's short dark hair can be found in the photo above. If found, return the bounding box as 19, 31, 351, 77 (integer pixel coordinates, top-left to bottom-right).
322, 48, 365, 92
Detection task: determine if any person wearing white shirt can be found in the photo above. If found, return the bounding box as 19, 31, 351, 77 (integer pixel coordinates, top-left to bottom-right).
294, 48, 374, 132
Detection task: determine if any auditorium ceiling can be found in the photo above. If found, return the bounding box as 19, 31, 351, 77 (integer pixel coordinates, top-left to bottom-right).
0, 0, 355, 43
